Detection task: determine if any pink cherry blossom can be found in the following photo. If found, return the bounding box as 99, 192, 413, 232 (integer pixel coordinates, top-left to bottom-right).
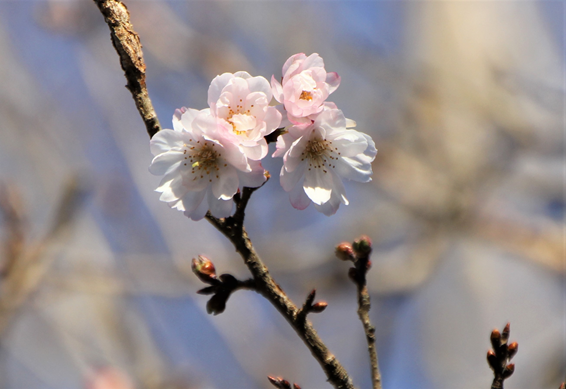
208, 71, 282, 160
271, 53, 340, 123
149, 108, 266, 221
273, 107, 376, 216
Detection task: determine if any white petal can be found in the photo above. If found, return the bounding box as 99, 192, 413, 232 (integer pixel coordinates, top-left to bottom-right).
335, 157, 373, 182
150, 130, 184, 155
174, 190, 206, 213
185, 192, 210, 221
157, 175, 187, 202
237, 160, 266, 189
303, 167, 333, 205
207, 189, 234, 218
280, 161, 306, 192
211, 165, 239, 200
284, 132, 311, 172
148, 151, 183, 175
314, 193, 342, 216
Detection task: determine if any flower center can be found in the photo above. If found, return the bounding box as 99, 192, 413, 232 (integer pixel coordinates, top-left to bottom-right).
300, 91, 313, 101
302, 136, 339, 174
226, 99, 255, 136
183, 141, 225, 182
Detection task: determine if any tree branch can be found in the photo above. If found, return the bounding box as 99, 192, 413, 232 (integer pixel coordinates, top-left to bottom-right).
205, 211, 354, 389
93, 0, 161, 138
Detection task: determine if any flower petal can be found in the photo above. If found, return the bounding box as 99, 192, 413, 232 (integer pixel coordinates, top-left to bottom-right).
207, 188, 234, 218
303, 167, 333, 205
150, 130, 184, 155
211, 165, 239, 200
288, 178, 311, 210
148, 151, 184, 176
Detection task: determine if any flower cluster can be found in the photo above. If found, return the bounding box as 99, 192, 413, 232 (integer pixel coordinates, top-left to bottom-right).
149, 53, 376, 220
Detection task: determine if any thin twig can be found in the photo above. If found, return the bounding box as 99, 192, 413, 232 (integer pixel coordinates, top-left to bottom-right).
349, 238, 382, 389
93, 1, 356, 387
93, 0, 161, 138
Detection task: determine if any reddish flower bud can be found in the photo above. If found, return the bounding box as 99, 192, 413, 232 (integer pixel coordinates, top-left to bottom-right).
335, 242, 355, 261
311, 302, 328, 313
192, 255, 217, 284
490, 328, 502, 349
502, 363, 515, 379
508, 342, 518, 360
293, 384, 302, 389
501, 322, 510, 344
487, 349, 498, 370
558, 382, 565, 389
352, 235, 372, 256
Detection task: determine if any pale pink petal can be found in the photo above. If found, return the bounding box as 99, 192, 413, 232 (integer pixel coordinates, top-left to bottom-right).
302, 53, 324, 70
271, 75, 284, 103
289, 178, 311, 210
272, 132, 295, 158
172, 107, 188, 132
246, 75, 272, 99
242, 140, 267, 160
220, 141, 250, 172
233, 71, 252, 79
208, 73, 235, 110
282, 53, 306, 80
325, 72, 341, 93
263, 107, 282, 134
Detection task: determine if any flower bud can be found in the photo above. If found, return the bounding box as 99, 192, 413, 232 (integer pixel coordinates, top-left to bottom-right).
490, 328, 502, 349
293, 384, 301, 389
335, 243, 355, 261
311, 302, 328, 313
501, 322, 510, 344
559, 382, 565, 389
502, 363, 515, 379
508, 342, 518, 360
486, 349, 498, 370
192, 255, 217, 284
352, 235, 372, 256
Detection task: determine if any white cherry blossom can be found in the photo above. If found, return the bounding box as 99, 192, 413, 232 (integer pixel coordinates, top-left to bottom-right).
149, 108, 266, 221
208, 71, 282, 160
273, 107, 376, 216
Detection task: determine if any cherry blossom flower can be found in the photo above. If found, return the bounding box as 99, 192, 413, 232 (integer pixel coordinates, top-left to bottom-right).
208, 71, 282, 160
271, 53, 340, 123
273, 107, 376, 216
149, 108, 266, 221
